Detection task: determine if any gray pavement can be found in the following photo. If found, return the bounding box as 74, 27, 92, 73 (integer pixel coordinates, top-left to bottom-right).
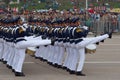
0, 35, 120, 80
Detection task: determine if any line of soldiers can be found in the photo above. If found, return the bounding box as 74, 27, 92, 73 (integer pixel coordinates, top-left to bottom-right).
33, 21, 112, 76
28, 17, 112, 76
0, 15, 112, 77
0, 16, 54, 76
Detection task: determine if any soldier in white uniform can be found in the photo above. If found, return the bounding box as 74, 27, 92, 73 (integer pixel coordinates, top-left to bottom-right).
0, 26, 4, 61
64, 25, 112, 76
75, 33, 112, 76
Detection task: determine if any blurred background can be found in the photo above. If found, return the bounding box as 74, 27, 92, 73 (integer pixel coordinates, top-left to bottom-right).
0, 0, 120, 11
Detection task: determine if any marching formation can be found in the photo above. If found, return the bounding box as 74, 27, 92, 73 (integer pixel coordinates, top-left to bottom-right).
0, 16, 54, 76
0, 15, 112, 77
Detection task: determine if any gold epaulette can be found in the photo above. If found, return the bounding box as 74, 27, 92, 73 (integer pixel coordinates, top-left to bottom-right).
76, 28, 82, 33
19, 27, 24, 34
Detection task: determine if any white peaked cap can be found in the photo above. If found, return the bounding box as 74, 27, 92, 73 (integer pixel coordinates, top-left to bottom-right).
23, 23, 28, 28
83, 26, 88, 30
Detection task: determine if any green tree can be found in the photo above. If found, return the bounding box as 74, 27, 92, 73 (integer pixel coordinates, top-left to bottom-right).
4, 0, 10, 5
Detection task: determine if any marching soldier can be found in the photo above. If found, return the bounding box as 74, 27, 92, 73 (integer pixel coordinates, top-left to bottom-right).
0, 11, 114, 77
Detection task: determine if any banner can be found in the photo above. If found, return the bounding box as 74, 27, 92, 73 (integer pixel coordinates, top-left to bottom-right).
94, 6, 106, 11
110, 8, 120, 13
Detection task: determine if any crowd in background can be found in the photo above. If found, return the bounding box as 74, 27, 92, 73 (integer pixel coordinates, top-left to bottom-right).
1, 9, 120, 35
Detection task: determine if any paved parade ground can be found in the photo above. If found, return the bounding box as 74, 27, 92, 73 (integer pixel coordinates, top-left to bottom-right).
0, 35, 120, 80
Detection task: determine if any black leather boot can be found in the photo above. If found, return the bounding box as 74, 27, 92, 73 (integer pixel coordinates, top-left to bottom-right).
6, 65, 12, 69
108, 32, 112, 39
76, 71, 86, 76
69, 70, 76, 74
3, 61, 7, 64
101, 40, 104, 43
15, 72, 25, 77
96, 42, 99, 45
62, 66, 67, 70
